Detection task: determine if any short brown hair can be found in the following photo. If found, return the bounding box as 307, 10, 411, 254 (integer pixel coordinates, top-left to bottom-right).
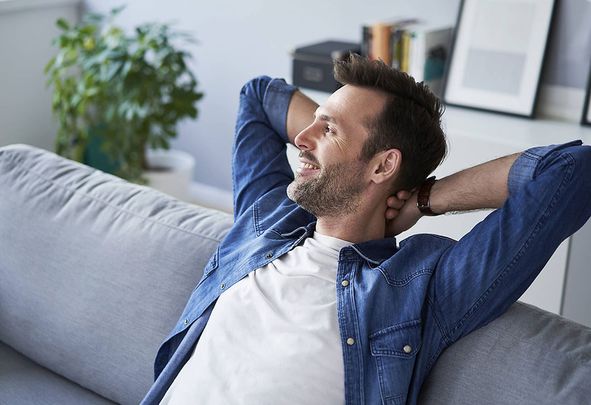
333, 54, 447, 191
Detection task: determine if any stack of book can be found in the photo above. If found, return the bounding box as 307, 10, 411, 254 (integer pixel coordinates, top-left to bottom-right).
361, 19, 453, 95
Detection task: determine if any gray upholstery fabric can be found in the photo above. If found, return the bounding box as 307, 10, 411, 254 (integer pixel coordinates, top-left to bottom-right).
0, 341, 116, 405
419, 301, 591, 404
0, 145, 233, 404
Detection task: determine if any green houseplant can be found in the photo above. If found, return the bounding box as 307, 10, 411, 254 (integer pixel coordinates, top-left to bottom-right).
45, 7, 203, 183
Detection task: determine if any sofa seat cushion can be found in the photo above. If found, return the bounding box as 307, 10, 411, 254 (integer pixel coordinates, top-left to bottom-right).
0, 341, 115, 405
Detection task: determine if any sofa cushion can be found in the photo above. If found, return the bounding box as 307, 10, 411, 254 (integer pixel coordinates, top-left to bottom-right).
419, 301, 591, 404
0, 341, 115, 405
0, 145, 234, 404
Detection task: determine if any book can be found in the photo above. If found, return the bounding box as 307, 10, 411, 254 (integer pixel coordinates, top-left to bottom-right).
391, 27, 405, 70
371, 23, 393, 65
360, 18, 418, 62
398, 23, 453, 95
361, 25, 372, 59
400, 30, 412, 72
406, 24, 452, 82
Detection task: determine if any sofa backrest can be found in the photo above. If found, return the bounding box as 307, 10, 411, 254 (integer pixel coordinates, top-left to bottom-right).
419, 296, 591, 404
0, 145, 233, 405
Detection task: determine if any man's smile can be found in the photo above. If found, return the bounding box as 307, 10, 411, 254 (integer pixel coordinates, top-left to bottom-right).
297, 151, 321, 176
297, 160, 320, 176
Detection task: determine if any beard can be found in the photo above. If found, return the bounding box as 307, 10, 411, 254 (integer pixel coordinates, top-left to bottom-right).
287, 159, 366, 218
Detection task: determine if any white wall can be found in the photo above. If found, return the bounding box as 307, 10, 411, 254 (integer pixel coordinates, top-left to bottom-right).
0, 0, 79, 151
5, 0, 588, 191
82, 0, 461, 191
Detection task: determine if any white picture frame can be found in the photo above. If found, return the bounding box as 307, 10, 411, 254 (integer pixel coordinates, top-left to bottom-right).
582, 64, 591, 126
443, 0, 556, 118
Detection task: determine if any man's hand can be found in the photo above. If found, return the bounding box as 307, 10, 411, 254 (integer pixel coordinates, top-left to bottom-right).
384, 190, 422, 237
383, 151, 522, 237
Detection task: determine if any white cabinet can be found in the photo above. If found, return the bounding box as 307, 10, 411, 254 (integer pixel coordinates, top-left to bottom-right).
435, 108, 591, 325
298, 89, 591, 325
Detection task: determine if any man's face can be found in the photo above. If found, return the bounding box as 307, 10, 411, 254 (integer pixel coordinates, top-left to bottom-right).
287, 85, 387, 217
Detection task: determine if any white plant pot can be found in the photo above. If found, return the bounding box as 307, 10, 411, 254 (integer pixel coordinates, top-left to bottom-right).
144, 149, 195, 201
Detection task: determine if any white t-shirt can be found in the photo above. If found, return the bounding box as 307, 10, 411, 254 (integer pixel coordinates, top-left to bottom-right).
160, 232, 352, 405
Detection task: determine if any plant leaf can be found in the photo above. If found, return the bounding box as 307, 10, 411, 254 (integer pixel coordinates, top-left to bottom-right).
56, 18, 70, 30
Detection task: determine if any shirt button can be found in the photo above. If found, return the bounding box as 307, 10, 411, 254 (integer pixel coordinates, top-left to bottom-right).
265, 252, 274, 259
220, 283, 226, 290
183, 319, 189, 326
403, 344, 412, 353
341, 280, 350, 287
346, 337, 355, 346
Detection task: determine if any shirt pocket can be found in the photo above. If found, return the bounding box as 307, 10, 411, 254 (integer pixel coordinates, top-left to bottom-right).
369, 319, 422, 405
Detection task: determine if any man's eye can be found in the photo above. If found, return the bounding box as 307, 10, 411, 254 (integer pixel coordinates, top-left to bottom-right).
324, 126, 335, 135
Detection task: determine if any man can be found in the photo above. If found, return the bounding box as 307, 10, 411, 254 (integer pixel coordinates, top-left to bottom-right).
142, 55, 591, 404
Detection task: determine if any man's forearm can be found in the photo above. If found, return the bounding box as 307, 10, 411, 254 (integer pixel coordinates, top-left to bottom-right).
423, 152, 521, 215
286, 90, 318, 145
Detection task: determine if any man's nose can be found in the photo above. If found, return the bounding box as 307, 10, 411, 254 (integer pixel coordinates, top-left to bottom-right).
294, 124, 317, 151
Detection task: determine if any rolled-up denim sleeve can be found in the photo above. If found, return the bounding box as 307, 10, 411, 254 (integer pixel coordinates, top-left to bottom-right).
232, 76, 298, 219
431, 140, 591, 344
507, 140, 583, 195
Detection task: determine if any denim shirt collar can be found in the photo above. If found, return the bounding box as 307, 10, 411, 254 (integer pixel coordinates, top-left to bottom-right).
275, 220, 398, 265
351, 237, 399, 265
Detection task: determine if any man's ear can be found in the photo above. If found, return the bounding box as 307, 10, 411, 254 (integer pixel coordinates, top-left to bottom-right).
369, 149, 401, 185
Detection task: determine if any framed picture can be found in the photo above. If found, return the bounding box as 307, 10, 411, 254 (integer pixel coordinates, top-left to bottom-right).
582, 63, 591, 126
443, 0, 556, 118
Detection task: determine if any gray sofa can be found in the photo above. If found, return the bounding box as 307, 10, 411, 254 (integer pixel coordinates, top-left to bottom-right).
1, 144, 590, 405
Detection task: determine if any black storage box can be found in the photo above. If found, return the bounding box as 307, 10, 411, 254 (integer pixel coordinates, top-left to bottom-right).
292, 40, 361, 93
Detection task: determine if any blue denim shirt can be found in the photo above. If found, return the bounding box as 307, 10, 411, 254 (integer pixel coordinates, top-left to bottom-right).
141, 76, 591, 405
